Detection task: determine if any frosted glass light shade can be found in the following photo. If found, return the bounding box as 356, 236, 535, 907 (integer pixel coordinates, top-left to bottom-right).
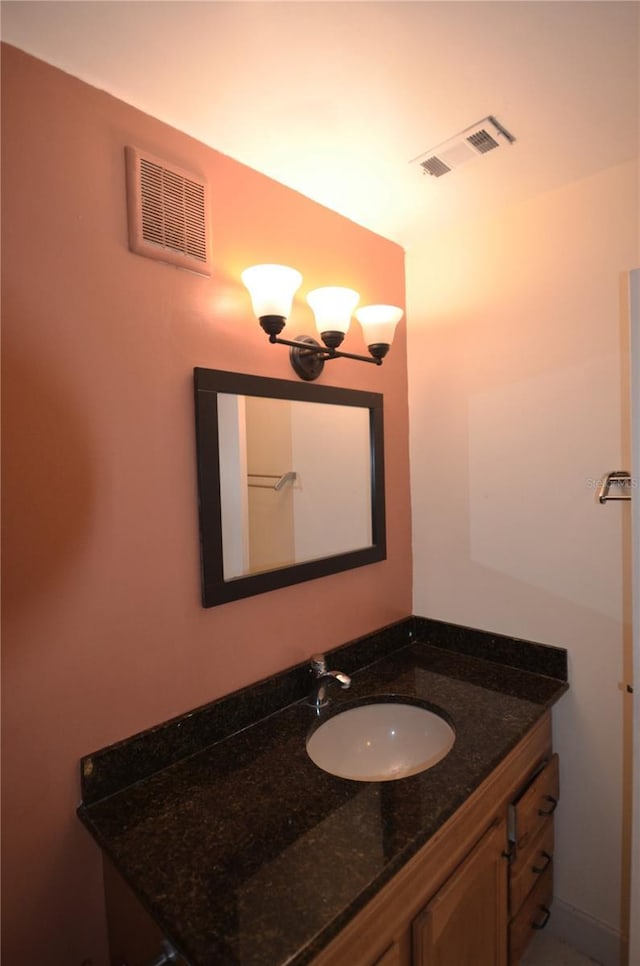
307, 287, 360, 336
356, 304, 403, 346
241, 264, 302, 319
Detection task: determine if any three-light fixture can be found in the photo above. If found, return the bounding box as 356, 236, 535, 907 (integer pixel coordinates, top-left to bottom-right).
241, 264, 403, 381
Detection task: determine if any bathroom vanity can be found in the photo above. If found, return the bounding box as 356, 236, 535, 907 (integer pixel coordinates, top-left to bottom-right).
311, 714, 559, 966
78, 617, 567, 966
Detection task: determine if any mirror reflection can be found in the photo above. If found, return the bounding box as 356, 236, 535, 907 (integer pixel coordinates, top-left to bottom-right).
219, 396, 372, 579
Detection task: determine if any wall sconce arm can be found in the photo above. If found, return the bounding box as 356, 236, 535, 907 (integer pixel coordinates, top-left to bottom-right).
269, 334, 381, 382
270, 333, 381, 364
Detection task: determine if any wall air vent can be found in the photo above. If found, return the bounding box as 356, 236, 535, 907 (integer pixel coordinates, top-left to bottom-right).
125, 146, 211, 275
412, 116, 515, 178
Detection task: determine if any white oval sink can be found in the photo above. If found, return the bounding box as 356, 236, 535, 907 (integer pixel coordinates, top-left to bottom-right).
306, 702, 455, 782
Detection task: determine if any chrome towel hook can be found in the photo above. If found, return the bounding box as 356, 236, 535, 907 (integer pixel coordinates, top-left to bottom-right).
247, 471, 297, 491
598, 470, 632, 504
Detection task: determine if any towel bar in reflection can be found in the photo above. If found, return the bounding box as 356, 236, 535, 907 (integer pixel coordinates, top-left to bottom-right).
247, 471, 297, 491
598, 470, 632, 504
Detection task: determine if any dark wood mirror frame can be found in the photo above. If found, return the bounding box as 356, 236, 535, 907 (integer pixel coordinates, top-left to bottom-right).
194, 367, 387, 607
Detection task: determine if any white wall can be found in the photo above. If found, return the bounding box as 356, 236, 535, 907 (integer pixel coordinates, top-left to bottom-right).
291, 401, 371, 561
629, 268, 640, 966
406, 159, 638, 958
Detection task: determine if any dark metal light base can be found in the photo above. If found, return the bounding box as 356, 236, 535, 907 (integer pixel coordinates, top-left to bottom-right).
290, 336, 325, 381
259, 315, 286, 338
319, 330, 345, 350
368, 342, 390, 361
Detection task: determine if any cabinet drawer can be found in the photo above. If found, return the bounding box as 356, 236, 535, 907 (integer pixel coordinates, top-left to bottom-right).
509, 865, 553, 965
511, 754, 559, 853
510, 820, 554, 917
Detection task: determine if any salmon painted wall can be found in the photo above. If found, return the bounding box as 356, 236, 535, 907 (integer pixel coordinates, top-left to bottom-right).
0, 45, 411, 966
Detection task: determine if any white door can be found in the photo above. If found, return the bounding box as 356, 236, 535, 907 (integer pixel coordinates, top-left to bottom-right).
629, 268, 640, 966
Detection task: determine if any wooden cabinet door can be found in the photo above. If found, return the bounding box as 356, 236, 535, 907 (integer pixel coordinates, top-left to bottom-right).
373, 939, 410, 966
412, 819, 508, 966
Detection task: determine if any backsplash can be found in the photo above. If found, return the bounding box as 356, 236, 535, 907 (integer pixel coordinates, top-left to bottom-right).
80, 615, 567, 806
415, 616, 568, 680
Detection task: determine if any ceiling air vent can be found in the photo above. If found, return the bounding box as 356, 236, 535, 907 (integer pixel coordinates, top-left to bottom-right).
412, 116, 515, 178
125, 146, 211, 275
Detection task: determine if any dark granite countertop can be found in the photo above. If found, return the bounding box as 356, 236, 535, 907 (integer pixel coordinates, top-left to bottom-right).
78, 619, 568, 966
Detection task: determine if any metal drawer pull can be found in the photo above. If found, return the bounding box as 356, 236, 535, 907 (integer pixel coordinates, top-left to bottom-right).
537, 795, 558, 817
532, 905, 551, 930
532, 850, 552, 874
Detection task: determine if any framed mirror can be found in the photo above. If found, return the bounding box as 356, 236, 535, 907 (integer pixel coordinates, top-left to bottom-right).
194, 368, 386, 606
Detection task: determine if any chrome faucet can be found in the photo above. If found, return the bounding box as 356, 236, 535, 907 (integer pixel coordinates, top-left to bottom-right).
308, 653, 351, 710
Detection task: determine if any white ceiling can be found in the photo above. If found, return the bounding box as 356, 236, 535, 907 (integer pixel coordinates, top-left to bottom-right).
2, 1, 638, 249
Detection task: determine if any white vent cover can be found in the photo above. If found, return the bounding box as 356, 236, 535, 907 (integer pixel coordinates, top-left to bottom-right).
125, 146, 211, 275
412, 116, 515, 178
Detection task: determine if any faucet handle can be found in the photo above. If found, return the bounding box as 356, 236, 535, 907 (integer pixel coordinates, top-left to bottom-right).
310, 653, 327, 675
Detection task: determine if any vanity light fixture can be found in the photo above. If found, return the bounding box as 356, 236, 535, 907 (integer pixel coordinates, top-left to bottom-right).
241, 263, 403, 381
